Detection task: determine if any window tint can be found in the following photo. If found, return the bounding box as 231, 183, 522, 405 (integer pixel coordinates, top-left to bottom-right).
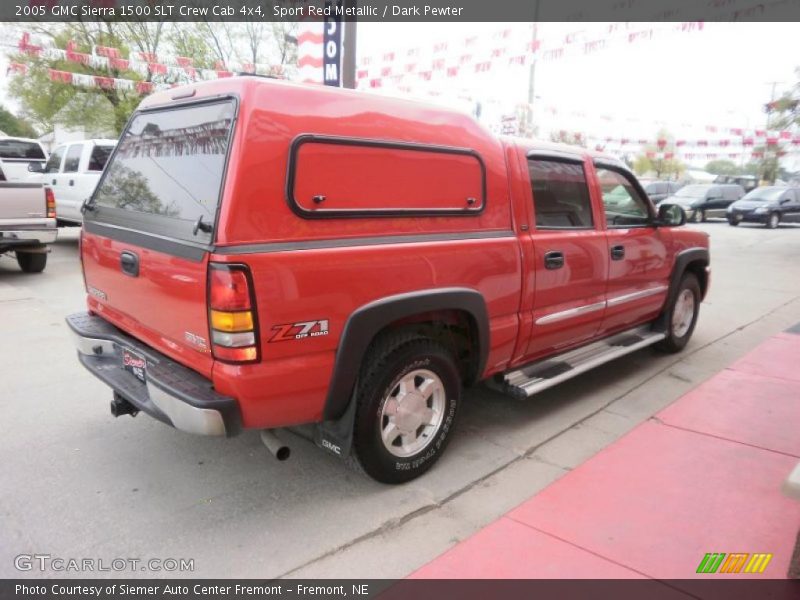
63, 144, 82, 173
44, 146, 65, 173
88, 145, 114, 171
596, 167, 652, 227
0, 139, 46, 160
92, 100, 235, 243
528, 159, 594, 229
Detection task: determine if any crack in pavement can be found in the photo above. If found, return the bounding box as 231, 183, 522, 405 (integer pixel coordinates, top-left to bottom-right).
277, 293, 800, 578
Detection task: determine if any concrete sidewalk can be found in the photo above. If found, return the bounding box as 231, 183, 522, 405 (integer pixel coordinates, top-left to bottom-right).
411, 326, 800, 580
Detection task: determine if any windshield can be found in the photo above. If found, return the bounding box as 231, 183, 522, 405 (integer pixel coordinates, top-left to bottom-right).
91, 100, 234, 243
674, 185, 709, 199
0, 139, 46, 160
741, 188, 785, 202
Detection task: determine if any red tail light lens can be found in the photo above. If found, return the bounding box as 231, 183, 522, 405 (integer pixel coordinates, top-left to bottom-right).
208, 264, 259, 363
45, 187, 56, 218
210, 267, 251, 311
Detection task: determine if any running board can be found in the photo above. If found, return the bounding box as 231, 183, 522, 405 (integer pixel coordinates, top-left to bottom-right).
493, 326, 666, 399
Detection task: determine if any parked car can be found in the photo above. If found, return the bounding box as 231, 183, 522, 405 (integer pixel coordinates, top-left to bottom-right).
643, 180, 683, 204
714, 174, 759, 193
0, 137, 47, 181
663, 183, 745, 222
67, 77, 710, 483
32, 139, 116, 225
727, 186, 800, 228
0, 161, 56, 272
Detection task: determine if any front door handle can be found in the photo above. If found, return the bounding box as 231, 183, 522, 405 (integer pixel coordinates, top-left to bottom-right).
69, 179, 75, 186
544, 250, 565, 270
52, 179, 57, 185
610, 245, 625, 260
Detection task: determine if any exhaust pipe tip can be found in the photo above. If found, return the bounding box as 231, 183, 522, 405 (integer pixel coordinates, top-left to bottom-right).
260, 429, 291, 461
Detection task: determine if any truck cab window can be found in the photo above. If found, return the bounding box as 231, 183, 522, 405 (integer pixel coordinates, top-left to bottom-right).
63, 145, 82, 173
528, 159, 594, 229
596, 167, 652, 227
44, 146, 65, 174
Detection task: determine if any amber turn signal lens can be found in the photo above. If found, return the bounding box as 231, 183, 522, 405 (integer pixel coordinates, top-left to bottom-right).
210, 309, 254, 332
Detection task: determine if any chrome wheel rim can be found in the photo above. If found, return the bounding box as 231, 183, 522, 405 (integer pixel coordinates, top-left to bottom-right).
379, 368, 445, 458
769, 214, 779, 228
672, 289, 696, 338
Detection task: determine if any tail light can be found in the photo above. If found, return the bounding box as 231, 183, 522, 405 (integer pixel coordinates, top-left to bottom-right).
45, 187, 56, 218
208, 263, 259, 363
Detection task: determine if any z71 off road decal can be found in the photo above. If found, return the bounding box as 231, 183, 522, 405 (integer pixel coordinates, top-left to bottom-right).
270, 319, 329, 342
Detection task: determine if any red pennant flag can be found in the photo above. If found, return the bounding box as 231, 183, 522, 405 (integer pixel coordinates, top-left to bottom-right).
48, 69, 73, 84
96, 46, 121, 59
94, 76, 115, 90
135, 81, 154, 94
110, 57, 130, 70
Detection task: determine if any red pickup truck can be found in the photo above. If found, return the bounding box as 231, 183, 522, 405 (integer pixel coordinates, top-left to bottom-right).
67, 77, 709, 483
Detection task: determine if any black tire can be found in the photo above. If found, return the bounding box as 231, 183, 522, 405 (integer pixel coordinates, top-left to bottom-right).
727, 218, 739, 226
350, 335, 461, 484
16, 251, 47, 273
691, 209, 705, 223
766, 212, 780, 229
654, 273, 701, 354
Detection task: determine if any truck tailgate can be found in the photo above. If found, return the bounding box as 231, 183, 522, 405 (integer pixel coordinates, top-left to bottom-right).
82, 227, 214, 379
0, 182, 45, 219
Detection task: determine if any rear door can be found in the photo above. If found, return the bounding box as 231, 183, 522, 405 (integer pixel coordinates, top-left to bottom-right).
781, 189, 800, 222
82, 99, 236, 376
56, 143, 84, 221
521, 153, 609, 360
594, 163, 671, 335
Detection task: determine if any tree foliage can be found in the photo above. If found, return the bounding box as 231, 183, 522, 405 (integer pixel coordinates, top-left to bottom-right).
0, 104, 39, 138
633, 129, 684, 179
704, 159, 739, 176
6, 22, 299, 137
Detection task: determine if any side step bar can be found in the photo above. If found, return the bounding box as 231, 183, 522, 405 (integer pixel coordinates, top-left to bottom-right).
493, 326, 666, 399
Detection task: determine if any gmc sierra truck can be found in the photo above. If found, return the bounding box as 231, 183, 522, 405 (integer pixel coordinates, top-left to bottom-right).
67, 77, 709, 483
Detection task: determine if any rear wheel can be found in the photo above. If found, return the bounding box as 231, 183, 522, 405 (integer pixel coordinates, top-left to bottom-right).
727, 217, 739, 226
766, 212, 780, 229
351, 335, 461, 484
691, 209, 705, 223
16, 251, 47, 273
655, 273, 701, 354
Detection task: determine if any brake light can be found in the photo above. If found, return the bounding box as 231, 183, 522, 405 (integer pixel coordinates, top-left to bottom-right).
208, 264, 259, 363
45, 187, 56, 218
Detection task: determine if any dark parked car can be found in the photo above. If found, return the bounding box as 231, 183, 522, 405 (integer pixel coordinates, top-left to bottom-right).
643, 180, 683, 204
664, 184, 745, 222
727, 186, 800, 228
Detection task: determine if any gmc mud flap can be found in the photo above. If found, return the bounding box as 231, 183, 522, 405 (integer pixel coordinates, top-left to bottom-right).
313, 393, 358, 459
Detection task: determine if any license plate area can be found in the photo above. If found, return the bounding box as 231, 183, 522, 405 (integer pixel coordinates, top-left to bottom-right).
122, 347, 147, 383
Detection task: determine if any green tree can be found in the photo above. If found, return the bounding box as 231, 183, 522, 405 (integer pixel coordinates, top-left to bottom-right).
7, 23, 170, 134
0, 104, 38, 138
704, 159, 739, 176
633, 129, 684, 179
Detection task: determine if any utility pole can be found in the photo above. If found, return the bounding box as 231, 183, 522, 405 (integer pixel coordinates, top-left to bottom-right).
526, 1, 541, 137
341, 0, 358, 89
763, 81, 783, 184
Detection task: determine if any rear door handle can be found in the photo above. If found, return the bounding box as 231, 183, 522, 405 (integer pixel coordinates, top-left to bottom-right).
51, 179, 57, 185
610, 245, 625, 260
69, 180, 74, 186
544, 251, 565, 270
120, 251, 139, 277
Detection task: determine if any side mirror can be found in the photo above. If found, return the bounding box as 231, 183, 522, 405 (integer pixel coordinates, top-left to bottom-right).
657, 203, 686, 227
27, 162, 44, 173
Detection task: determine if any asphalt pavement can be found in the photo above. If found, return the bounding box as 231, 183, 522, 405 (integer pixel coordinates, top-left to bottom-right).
1, 220, 799, 579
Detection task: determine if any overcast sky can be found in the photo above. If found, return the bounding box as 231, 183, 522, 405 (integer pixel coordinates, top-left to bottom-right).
2, 21, 798, 167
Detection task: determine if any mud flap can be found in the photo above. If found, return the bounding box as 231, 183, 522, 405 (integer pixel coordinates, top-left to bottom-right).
313, 390, 358, 459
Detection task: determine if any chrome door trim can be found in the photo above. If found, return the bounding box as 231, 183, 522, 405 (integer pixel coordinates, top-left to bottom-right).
535, 301, 606, 325
606, 285, 668, 307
